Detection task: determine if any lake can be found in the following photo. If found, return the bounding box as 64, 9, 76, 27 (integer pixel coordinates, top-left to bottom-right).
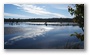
4, 22, 84, 49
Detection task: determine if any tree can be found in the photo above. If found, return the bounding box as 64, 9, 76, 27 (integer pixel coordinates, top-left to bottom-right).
68, 4, 84, 31
68, 4, 84, 41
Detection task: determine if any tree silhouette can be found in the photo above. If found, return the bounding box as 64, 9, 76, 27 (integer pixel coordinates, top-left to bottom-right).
68, 4, 84, 31
68, 4, 84, 41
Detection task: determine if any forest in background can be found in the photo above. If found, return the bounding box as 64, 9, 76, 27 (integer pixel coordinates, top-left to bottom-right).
4, 18, 73, 22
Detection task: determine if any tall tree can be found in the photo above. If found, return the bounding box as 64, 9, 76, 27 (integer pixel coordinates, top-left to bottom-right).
68, 4, 84, 31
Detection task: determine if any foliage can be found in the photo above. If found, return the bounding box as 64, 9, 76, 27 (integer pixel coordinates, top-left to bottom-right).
68, 4, 84, 31
68, 4, 84, 42
70, 32, 84, 41
68, 4, 84, 17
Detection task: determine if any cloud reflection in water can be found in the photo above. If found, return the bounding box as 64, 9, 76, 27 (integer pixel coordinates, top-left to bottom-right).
5, 26, 53, 45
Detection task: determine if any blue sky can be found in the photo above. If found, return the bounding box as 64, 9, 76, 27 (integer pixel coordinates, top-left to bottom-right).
4, 4, 73, 19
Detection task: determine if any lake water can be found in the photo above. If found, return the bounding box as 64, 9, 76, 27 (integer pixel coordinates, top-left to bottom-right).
4, 22, 84, 49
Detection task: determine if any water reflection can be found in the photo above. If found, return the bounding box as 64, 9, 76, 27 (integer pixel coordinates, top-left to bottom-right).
5, 26, 53, 45
4, 22, 84, 49
4, 22, 78, 27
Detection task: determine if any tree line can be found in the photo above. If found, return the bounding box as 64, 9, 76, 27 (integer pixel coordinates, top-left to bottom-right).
4, 18, 73, 22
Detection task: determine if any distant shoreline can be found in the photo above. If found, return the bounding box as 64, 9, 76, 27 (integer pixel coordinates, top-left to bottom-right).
4, 18, 74, 22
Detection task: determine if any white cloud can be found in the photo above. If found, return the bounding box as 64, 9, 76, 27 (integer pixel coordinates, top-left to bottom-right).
13, 4, 50, 15
4, 13, 30, 18
13, 4, 66, 18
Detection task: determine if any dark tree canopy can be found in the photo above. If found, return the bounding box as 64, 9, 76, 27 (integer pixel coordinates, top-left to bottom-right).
68, 4, 84, 18
68, 4, 84, 31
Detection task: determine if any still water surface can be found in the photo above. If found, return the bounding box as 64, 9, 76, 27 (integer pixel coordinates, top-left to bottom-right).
4, 22, 84, 49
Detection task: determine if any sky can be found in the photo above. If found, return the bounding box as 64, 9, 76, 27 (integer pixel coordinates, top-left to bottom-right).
4, 4, 74, 19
